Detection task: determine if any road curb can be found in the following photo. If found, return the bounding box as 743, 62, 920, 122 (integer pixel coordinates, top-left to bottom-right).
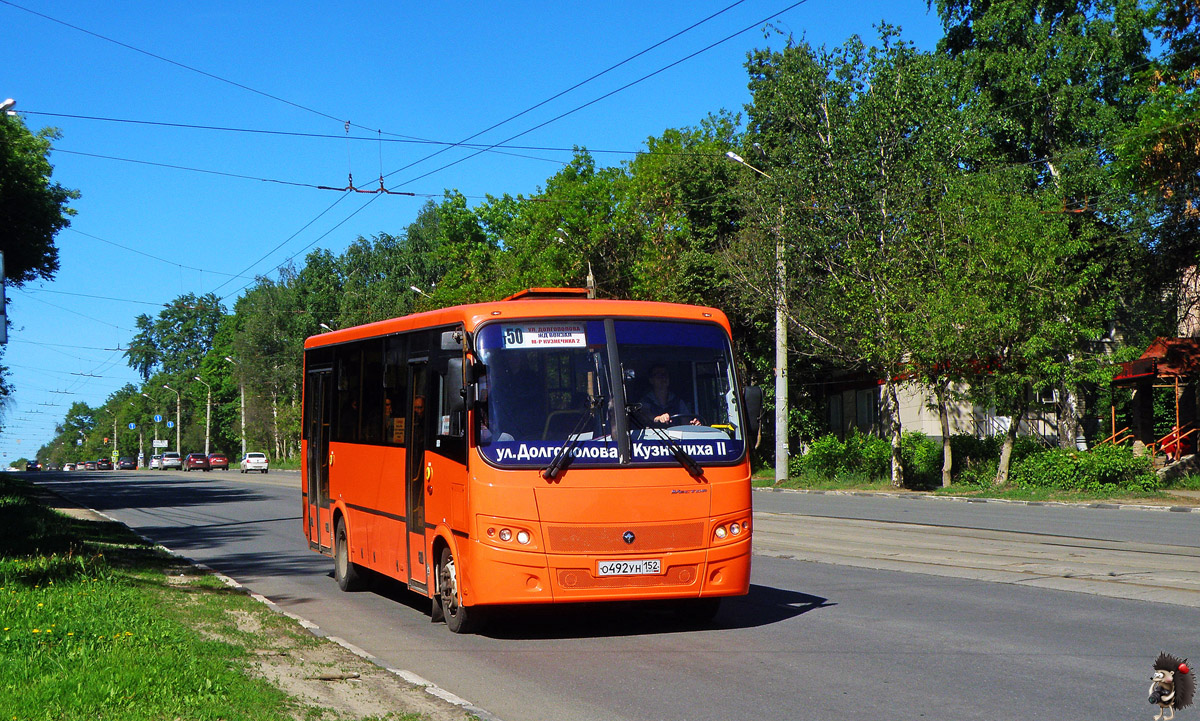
57, 497, 506, 721
755, 486, 1200, 512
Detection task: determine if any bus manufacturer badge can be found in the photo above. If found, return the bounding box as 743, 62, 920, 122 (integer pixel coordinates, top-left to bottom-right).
623, 531, 636, 545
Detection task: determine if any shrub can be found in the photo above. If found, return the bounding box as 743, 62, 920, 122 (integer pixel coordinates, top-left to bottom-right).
900, 431, 942, 489
1009, 445, 1157, 493
859, 435, 892, 479
794, 431, 941, 486
947, 434, 1001, 475
796, 434, 849, 477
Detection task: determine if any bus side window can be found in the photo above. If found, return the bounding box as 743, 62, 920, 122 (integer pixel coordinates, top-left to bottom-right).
360, 340, 384, 443
335, 344, 362, 443
383, 335, 407, 446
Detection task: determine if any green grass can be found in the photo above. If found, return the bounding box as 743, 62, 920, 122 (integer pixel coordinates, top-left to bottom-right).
0, 476, 421, 721
755, 460, 1198, 505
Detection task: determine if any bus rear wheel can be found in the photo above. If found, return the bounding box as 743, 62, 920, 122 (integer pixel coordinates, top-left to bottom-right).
334, 518, 366, 592
438, 546, 483, 634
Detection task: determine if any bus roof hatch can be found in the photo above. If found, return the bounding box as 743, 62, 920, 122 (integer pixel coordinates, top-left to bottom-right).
501, 288, 591, 301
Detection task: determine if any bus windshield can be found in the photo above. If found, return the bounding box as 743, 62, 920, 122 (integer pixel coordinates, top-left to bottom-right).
475, 318, 745, 468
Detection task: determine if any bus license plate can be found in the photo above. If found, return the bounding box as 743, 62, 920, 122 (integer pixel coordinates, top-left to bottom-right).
597, 559, 661, 577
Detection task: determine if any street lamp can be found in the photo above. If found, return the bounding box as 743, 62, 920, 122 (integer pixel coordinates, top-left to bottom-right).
194, 375, 212, 455
726, 150, 788, 485
224, 356, 246, 458
409, 285, 431, 298
318, 322, 335, 332
163, 384, 181, 452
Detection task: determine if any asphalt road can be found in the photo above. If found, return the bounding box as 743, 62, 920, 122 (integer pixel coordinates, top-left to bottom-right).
29, 470, 1200, 721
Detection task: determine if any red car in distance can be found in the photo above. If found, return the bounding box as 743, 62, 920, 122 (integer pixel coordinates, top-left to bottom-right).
184, 453, 210, 471
207, 453, 229, 470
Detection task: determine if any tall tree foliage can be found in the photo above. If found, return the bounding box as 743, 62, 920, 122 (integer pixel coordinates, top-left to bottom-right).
125, 293, 226, 381
731, 30, 983, 487
0, 117, 78, 286
1115, 0, 1200, 331
933, 0, 1154, 447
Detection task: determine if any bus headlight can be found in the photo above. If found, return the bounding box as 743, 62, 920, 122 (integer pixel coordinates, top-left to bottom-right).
499, 528, 512, 542
516, 530, 531, 545
730, 522, 741, 536
714, 525, 727, 539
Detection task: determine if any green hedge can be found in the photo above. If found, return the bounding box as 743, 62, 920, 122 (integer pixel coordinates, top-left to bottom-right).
791, 432, 1157, 492
792, 431, 941, 488
1009, 445, 1158, 492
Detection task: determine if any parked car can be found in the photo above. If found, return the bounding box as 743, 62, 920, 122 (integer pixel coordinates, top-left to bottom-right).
116, 456, 137, 470
184, 453, 210, 471
149, 454, 162, 470
160, 452, 182, 470
25, 460, 40, 471
63, 462, 76, 471
239, 452, 269, 474
96, 458, 113, 470
207, 453, 229, 470
84, 460, 97, 470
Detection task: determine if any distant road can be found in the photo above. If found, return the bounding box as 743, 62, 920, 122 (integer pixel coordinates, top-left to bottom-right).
31, 470, 1200, 721
752, 490, 1200, 607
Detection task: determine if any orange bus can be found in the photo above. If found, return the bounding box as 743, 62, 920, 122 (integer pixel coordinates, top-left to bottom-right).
302, 289, 759, 633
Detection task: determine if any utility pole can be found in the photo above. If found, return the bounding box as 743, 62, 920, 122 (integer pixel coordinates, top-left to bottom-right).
129, 401, 144, 468
194, 375, 211, 455
224, 356, 246, 458
163, 384, 181, 452
726, 151, 788, 484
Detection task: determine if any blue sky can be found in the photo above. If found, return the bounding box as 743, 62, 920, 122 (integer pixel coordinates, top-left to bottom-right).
0, 0, 944, 461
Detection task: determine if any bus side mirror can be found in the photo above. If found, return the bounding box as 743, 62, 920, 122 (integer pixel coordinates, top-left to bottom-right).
446, 358, 465, 414
441, 329, 464, 351
743, 385, 763, 444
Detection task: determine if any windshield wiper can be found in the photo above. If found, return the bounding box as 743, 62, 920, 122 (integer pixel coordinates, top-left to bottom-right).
541, 396, 603, 480
627, 405, 705, 479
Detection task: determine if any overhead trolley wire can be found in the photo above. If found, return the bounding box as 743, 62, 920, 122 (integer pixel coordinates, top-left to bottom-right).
380, 0, 753, 178
387, 0, 815, 190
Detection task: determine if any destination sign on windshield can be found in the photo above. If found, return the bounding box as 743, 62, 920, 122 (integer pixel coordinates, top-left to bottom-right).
501, 323, 587, 348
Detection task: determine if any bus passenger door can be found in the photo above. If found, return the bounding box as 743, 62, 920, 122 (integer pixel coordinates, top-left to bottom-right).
405, 362, 430, 592
305, 367, 333, 553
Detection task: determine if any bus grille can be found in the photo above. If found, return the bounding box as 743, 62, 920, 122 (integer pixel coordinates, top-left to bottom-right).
556, 564, 699, 590
545, 522, 705, 553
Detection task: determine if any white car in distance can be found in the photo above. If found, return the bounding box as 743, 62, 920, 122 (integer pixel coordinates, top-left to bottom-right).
240, 452, 269, 474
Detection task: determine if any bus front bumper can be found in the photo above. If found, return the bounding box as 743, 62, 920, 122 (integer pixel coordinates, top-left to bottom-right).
461, 536, 751, 607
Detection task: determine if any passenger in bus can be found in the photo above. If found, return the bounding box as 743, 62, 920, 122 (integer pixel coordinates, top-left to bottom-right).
637, 364, 701, 427
383, 396, 405, 444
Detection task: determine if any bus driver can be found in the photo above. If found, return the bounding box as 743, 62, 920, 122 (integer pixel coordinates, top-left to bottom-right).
638, 364, 701, 427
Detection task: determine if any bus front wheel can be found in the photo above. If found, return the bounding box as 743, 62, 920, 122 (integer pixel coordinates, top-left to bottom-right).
334, 518, 366, 592
438, 546, 483, 634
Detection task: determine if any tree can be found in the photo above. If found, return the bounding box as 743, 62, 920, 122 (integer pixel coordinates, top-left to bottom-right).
731, 30, 982, 487
1114, 0, 1200, 331
0, 115, 79, 431
933, 0, 1155, 446
125, 293, 226, 381
0, 115, 78, 286
625, 112, 743, 306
